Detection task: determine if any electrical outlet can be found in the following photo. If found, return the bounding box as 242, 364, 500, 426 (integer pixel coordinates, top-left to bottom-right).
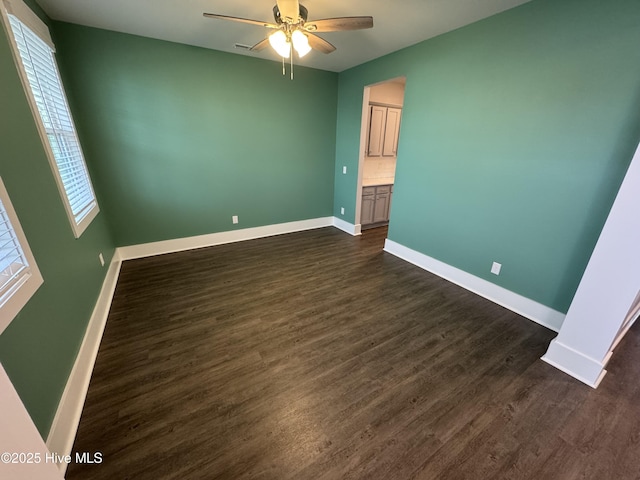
340, 207, 345, 215
342, 166, 347, 174
232, 215, 239, 224
491, 262, 502, 275
98, 253, 105, 267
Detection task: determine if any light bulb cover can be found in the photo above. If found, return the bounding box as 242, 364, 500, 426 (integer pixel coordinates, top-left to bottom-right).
269, 30, 291, 58
292, 30, 311, 57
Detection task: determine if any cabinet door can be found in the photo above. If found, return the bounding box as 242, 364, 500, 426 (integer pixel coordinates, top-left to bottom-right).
382, 108, 402, 157
367, 106, 386, 157
361, 193, 375, 225
373, 192, 390, 223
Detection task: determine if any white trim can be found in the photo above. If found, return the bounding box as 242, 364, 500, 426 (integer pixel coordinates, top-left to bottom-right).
1, 3, 100, 239
0, 177, 44, 335
45, 255, 121, 474
45, 216, 337, 470
72, 204, 100, 239
52, 218, 569, 473
2, 0, 53, 48
611, 311, 639, 352
354, 85, 372, 227
332, 217, 361, 236
541, 339, 609, 388
0, 363, 65, 480
383, 239, 565, 332
117, 217, 334, 261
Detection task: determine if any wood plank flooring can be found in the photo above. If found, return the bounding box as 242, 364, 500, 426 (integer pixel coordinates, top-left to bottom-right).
66, 226, 640, 480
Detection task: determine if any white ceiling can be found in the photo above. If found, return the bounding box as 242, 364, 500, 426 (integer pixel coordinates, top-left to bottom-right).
36, 0, 533, 72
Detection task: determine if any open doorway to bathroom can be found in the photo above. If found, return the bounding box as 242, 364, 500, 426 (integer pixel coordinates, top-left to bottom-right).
354, 77, 406, 244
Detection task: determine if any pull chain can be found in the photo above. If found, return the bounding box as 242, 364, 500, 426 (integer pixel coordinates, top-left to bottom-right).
280, 44, 294, 80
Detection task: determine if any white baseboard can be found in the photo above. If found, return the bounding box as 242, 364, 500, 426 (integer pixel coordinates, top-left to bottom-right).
117, 217, 335, 260
332, 217, 361, 236
541, 339, 609, 388
611, 310, 640, 352
46, 254, 122, 474
45, 216, 340, 470
383, 239, 565, 332
54, 221, 569, 472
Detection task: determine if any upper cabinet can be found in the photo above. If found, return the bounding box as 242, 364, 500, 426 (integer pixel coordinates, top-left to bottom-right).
367, 106, 386, 157
382, 108, 401, 157
367, 105, 402, 157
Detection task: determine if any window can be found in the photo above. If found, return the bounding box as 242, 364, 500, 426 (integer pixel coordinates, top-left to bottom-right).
2, 0, 99, 237
0, 178, 43, 334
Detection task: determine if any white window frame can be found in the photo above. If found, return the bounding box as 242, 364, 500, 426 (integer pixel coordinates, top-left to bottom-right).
0, 177, 44, 335
1, 0, 99, 238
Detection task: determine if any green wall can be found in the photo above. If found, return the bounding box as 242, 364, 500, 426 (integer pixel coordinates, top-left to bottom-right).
3, 0, 640, 440
0, 15, 115, 437
334, 0, 640, 313
53, 23, 338, 247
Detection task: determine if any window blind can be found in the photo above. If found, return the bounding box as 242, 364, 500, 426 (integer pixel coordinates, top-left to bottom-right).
7, 14, 97, 227
0, 198, 30, 304
0, 177, 43, 333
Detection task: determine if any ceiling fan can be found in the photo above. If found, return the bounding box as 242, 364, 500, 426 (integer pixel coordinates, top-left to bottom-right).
203, 0, 373, 78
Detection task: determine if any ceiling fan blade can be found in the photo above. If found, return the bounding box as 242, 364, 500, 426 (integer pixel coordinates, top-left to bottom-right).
304, 16, 374, 32
276, 0, 300, 23
250, 38, 270, 52
203, 13, 277, 29
307, 33, 336, 54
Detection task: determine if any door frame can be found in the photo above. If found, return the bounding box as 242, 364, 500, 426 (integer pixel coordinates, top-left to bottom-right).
353, 85, 371, 234
354, 77, 406, 233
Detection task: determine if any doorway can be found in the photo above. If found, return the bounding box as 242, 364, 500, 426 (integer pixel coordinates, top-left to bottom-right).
354, 77, 406, 242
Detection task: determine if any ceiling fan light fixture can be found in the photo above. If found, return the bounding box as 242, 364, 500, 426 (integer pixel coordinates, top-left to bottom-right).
204, 2, 373, 71
292, 29, 311, 57
269, 30, 290, 58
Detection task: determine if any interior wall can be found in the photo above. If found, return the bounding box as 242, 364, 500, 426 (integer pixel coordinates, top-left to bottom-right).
52, 22, 339, 247
333, 0, 640, 313
0, 15, 115, 437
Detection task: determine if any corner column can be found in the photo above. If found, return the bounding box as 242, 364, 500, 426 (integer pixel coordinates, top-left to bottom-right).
542, 142, 640, 387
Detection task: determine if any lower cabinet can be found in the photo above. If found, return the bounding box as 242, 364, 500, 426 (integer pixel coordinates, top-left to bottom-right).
361, 184, 392, 227
361, 188, 376, 225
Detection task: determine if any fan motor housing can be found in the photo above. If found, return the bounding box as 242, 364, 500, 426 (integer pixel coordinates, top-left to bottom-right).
273, 4, 308, 24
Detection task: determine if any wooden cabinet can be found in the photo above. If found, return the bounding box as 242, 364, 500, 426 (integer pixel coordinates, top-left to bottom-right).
367, 105, 402, 157
373, 187, 391, 223
361, 187, 376, 225
361, 185, 392, 227
367, 106, 386, 157
382, 108, 401, 157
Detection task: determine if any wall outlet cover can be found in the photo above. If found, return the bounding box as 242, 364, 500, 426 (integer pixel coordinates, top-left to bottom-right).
491, 262, 502, 275
342, 166, 347, 174
232, 215, 238, 224
340, 207, 345, 215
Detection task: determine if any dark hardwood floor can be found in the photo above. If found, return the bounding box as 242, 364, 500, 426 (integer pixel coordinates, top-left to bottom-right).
66, 226, 640, 480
